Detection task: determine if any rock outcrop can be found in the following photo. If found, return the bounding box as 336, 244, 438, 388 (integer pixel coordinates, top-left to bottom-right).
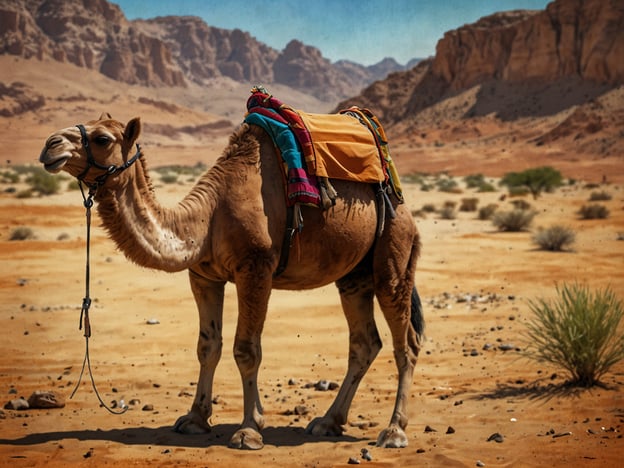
339, 0, 624, 123
0, 0, 406, 100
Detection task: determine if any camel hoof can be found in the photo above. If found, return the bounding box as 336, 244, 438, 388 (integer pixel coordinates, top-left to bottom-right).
305, 417, 344, 437
173, 413, 211, 435
376, 425, 408, 448
228, 427, 264, 450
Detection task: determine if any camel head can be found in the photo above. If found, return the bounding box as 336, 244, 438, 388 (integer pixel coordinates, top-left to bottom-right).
39, 113, 142, 187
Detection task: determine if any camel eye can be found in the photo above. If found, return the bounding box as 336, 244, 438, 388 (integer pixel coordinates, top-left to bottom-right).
93, 135, 112, 146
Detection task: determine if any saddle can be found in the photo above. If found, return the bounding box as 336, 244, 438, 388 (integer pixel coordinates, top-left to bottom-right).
243, 86, 403, 275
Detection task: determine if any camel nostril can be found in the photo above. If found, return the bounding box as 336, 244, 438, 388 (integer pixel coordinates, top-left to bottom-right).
47, 136, 63, 148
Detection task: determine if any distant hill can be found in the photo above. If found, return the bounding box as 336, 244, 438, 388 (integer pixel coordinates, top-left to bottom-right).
0, 0, 410, 102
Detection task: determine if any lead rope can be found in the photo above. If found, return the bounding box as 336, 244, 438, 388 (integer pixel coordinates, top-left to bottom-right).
69, 181, 127, 415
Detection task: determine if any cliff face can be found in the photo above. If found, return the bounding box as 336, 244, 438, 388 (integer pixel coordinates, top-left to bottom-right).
433, 0, 624, 89
0, 0, 406, 100
338, 0, 624, 123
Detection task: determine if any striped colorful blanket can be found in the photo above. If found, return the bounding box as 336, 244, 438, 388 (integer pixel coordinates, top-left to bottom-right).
244, 86, 403, 207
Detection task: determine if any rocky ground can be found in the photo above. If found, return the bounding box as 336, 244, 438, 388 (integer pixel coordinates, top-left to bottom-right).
0, 168, 622, 467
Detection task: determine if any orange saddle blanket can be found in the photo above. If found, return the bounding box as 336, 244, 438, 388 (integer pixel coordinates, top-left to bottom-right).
297, 111, 385, 184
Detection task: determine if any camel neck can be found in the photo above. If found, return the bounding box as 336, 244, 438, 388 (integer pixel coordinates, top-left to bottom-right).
95, 157, 215, 272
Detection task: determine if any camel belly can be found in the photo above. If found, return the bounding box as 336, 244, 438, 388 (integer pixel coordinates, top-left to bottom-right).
271, 197, 378, 290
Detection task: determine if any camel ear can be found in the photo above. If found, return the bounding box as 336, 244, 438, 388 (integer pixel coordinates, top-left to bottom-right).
99, 112, 112, 120
124, 117, 141, 147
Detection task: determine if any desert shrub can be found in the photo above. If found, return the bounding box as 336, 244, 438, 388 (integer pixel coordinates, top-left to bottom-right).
589, 190, 612, 201
0, 170, 19, 183
439, 205, 456, 220
160, 173, 179, 184
10, 226, 36, 240
25, 167, 60, 195
507, 186, 531, 197
67, 180, 81, 191
459, 197, 479, 212
532, 225, 576, 251
436, 177, 460, 193
478, 203, 498, 220
510, 199, 532, 211
421, 203, 437, 213
500, 166, 563, 199
492, 209, 536, 231
523, 283, 624, 387
477, 182, 496, 192
463, 173, 485, 189
578, 204, 610, 219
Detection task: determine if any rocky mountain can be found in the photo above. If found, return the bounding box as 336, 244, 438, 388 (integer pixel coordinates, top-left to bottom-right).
338, 0, 624, 124
0, 0, 408, 101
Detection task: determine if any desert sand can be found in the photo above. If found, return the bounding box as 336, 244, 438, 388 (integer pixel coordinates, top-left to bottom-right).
1, 57, 624, 467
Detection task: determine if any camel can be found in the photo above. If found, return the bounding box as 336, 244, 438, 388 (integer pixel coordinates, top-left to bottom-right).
39, 112, 424, 450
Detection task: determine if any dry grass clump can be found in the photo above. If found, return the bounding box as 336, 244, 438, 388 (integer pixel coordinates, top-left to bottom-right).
492, 209, 536, 231
9, 227, 36, 240
523, 283, 624, 387
578, 204, 610, 219
532, 225, 576, 251
478, 203, 498, 220
459, 197, 479, 212
588, 190, 612, 201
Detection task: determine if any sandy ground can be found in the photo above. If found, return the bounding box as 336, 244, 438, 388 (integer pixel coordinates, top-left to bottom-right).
0, 163, 623, 467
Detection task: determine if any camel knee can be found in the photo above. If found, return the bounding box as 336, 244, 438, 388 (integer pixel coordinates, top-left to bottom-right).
233, 339, 262, 376
197, 328, 222, 367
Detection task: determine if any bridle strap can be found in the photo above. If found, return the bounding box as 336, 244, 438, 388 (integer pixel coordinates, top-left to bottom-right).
75, 124, 141, 195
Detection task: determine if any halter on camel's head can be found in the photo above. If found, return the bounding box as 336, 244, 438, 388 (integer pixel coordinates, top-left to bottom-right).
40, 113, 143, 195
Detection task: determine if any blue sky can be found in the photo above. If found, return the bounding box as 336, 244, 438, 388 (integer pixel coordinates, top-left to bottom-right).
115, 0, 551, 66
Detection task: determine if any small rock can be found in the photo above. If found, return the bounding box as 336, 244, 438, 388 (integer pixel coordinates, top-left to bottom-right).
470, 349, 479, 357
476, 461, 485, 467
446, 426, 455, 434
424, 425, 437, 433
27, 391, 65, 409
487, 432, 504, 443
348, 456, 360, 464
294, 405, 308, 416
498, 343, 515, 351
360, 448, 372, 461
288, 378, 298, 386
4, 398, 29, 411
142, 404, 154, 411
146, 318, 160, 325
416, 448, 426, 454
314, 380, 339, 391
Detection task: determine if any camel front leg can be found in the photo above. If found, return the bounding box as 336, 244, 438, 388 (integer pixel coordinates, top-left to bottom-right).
228, 271, 271, 450
174, 272, 225, 435
306, 272, 381, 438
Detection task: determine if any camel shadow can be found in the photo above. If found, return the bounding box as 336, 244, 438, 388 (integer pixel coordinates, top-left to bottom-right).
0, 423, 365, 449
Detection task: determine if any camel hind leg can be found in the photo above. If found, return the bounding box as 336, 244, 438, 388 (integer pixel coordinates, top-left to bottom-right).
374, 233, 424, 448
306, 260, 382, 437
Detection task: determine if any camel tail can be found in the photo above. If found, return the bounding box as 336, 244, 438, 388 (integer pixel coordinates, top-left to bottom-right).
410, 286, 425, 340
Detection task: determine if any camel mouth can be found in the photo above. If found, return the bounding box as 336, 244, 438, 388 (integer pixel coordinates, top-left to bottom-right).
40, 153, 70, 173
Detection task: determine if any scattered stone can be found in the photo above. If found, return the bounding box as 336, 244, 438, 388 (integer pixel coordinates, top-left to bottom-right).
312, 380, 339, 391
0, 409, 6, 419
487, 432, 504, 443
498, 343, 516, 351
129, 398, 141, 406
416, 448, 426, 454
424, 425, 437, 433
482, 343, 492, 351
360, 448, 372, 461
142, 404, 154, 411
27, 391, 65, 409
552, 431, 572, 438
470, 349, 479, 356
446, 426, 456, 434
476, 461, 485, 467
4, 398, 29, 410
146, 318, 160, 325
454, 400, 463, 406
83, 448, 94, 459
288, 378, 298, 386
347, 456, 360, 464
8, 388, 17, 395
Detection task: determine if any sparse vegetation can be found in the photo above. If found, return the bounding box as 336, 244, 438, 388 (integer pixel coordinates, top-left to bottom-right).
25, 167, 61, 195
9, 226, 36, 240
578, 204, 610, 219
589, 190, 612, 201
510, 199, 532, 211
459, 197, 479, 212
532, 225, 576, 251
492, 209, 536, 231
478, 203, 498, 220
439, 201, 457, 219
523, 283, 624, 387
436, 177, 460, 193
500, 166, 563, 199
